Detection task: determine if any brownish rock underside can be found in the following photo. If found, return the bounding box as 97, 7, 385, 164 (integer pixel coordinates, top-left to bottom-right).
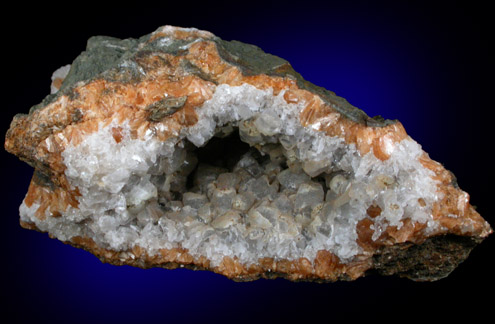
6, 26, 492, 281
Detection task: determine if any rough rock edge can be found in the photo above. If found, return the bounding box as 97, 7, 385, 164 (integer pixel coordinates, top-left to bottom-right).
28, 29, 392, 127
7, 26, 491, 282
20, 219, 482, 282
371, 234, 482, 281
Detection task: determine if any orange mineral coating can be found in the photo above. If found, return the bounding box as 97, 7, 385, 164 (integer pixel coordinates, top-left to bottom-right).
52, 77, 64, 91
66, 235, 372, 281
24, 177, 80, 220
5, 35, 408, 180
6, 26, 492, 282
419, 153, 490, 237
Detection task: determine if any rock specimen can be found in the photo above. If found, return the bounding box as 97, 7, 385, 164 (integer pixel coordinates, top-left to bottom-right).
5, 25, 492, 282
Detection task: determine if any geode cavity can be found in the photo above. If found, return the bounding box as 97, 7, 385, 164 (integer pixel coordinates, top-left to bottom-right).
5, 25, 492, 282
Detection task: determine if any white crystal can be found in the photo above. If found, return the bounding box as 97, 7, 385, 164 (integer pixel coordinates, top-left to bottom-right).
23, 83, 442, 270
210, 187, 236, 211
50, 64, 71, 94
232, 192, 255, 212
211, 211, 241, 229
277, 169, 311, 192
328, 174, 350, 195
182, 192, 208, 209
294, 182, 324, 213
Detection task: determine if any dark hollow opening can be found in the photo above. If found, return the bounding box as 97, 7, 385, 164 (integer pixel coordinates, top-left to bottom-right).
185, 127, 270, 191
194, 128, 252, 170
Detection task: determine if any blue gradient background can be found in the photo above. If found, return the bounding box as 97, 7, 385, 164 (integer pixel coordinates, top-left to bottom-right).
2, 1, 493, 323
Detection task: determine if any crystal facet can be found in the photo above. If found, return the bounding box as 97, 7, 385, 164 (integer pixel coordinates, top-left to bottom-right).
5, 25, 491, 282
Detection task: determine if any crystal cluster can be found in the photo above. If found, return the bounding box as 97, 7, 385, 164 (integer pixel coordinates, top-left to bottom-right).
6, 26, 491, 281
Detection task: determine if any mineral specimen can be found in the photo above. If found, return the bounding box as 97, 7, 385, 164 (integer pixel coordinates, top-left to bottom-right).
5, 25, 492, 282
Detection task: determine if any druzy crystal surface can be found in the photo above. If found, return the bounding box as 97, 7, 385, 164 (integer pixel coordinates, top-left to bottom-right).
5, 26, 491, 281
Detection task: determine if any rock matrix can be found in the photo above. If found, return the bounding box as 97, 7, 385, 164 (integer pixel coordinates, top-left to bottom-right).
5, 26, 491, 281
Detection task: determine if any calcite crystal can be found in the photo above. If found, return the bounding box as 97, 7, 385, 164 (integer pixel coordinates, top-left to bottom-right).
5, 26, 491, 282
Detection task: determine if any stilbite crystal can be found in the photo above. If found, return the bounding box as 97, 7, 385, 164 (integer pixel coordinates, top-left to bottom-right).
5, 25, 492, 282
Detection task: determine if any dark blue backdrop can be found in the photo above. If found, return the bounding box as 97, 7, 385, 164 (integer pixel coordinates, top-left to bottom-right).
2, 1, 493, 323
